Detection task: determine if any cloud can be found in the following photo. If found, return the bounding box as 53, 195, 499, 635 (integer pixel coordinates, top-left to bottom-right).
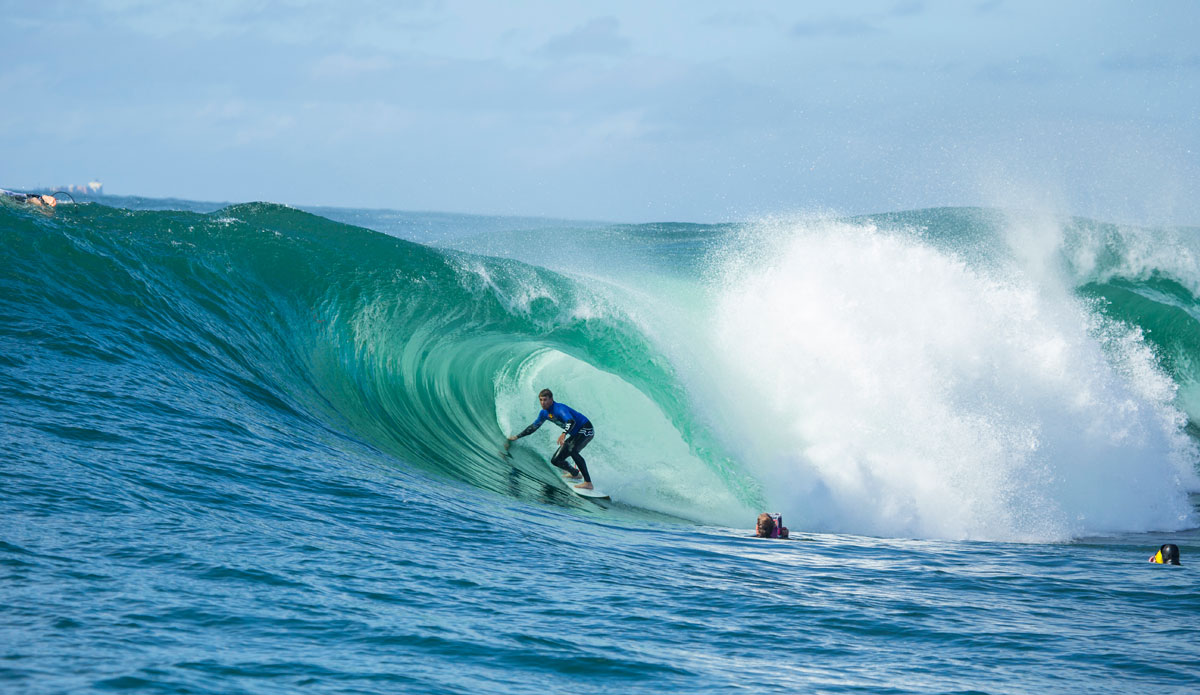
191, 99, 297, 146
791, 17, 879, 38
975, 55, 1061, 84
86, 0, 439, 47
537, 17, 630, 59
700, 10, 776, 28
311, 54, 394, 79
1099, 53, 1200, 72
890, 1, 925, 17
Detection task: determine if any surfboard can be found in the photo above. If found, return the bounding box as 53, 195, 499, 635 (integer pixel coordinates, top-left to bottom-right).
570, 484, 610, 500
560, 474, 610, 500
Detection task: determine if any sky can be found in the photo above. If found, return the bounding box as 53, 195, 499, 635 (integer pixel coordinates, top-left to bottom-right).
1, 0, 1197, 223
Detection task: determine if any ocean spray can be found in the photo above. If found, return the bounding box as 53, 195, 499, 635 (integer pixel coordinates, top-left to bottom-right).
707, 216, 1198, 541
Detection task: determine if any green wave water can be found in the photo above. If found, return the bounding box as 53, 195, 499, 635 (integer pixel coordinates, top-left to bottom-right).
1, 201, 760, 523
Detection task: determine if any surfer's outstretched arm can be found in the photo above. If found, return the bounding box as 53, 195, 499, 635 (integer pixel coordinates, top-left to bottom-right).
509, 410, 549, 440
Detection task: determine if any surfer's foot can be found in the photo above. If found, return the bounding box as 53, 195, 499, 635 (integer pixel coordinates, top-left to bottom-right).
563, 469, 581, 479
574, 482, 594, 490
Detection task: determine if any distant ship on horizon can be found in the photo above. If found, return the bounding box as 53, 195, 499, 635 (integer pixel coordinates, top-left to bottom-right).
50, 180, 104, 197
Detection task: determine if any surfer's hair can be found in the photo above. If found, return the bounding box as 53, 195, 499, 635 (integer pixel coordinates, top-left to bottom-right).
756, 513, 774, 538
538, 388, 553, 399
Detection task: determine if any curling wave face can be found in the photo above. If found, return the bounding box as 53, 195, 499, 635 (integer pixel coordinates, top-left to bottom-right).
0, 203, 759, 527
2, 202, 1198, 541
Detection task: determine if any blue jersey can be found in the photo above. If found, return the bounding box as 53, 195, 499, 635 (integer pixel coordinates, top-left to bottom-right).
517, 401, 591, 438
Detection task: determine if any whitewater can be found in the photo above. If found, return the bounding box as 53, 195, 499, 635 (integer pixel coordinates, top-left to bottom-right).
2, 198, 1198, 693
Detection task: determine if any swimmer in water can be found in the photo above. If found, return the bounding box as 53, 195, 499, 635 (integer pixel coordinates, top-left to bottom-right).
754, 513, 789, 539
1149, 543, 1181, 565
1, 189, 58, 208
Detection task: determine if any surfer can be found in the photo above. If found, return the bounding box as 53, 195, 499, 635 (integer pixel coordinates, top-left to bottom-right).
754, 513, 789, 539
508, 389, 596, 490
1149, 543, 1181, 565
1, 189, 57, 208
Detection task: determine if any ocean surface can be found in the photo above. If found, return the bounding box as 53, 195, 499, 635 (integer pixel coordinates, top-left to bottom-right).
2, 197, 1198, 693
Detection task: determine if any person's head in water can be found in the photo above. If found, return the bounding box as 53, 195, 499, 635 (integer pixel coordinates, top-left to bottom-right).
538, 388, 554, 410
755, 513, 788, 539
1149, 543, 1181, 565
755, 513, 775, 538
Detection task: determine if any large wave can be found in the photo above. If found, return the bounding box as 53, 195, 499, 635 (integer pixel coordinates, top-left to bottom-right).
2, 201, 1197, 541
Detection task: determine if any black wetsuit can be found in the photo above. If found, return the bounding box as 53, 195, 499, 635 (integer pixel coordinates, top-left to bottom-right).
1, 189, 36, 203
514, 401, 596, 482
0, 189, 53, 207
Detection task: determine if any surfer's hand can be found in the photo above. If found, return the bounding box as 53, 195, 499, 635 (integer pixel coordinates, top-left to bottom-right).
557, 433, 565, 445
507, 436, 517, 441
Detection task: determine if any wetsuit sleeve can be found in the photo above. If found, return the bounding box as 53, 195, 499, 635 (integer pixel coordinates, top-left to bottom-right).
515, 410, 549, 438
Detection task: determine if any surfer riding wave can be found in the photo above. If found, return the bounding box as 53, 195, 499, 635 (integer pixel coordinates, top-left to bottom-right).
508, 388, 596, 490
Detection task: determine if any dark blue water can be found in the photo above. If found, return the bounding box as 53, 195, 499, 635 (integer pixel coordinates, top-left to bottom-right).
2, 199, 1198, 693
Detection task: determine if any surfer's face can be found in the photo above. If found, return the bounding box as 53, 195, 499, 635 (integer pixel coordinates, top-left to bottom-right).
539, 394, 553, 409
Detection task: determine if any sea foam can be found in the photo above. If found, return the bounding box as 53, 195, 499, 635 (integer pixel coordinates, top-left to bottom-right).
708, 216, 1198, 541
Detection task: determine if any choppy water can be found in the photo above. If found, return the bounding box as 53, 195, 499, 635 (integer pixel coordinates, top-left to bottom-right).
2, 198, 1197, 693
